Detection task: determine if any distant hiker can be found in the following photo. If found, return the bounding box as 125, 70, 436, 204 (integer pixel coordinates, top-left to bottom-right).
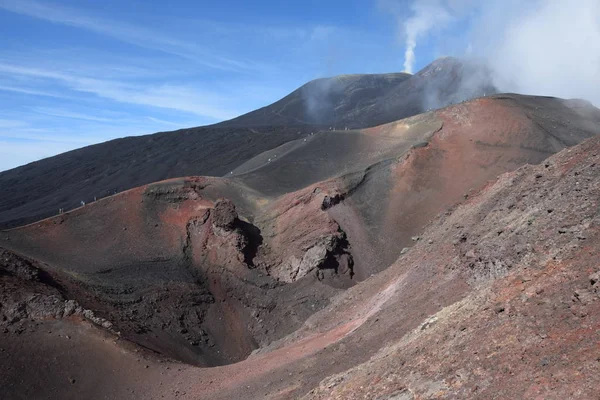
81, 201, 85, 207
94, 196, 97, 201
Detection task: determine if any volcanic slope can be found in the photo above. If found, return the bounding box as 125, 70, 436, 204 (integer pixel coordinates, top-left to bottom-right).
217, 57, 494, 129
0, 125, 309, 230
1, 94, 600, 399
303, 132, 600, 400
0, 57, 492, 230
233, 94, 600, 276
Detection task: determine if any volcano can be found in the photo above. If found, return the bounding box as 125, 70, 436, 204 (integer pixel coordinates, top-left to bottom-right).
2, 58, 600, 399
0, 57, 492, 230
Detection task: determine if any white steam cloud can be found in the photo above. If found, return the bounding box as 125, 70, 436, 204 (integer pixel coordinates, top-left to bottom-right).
395, 0, 600, 104
401, 0, 453, 73
480, 0, 600, 105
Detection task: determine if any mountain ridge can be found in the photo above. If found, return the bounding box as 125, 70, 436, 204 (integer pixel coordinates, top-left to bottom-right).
0, 57, 495, 229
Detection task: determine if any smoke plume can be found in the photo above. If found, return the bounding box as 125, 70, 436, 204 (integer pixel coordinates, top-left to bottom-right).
396, 0, 600, 105
300, 77, 345, 125
401, 0, 453, 73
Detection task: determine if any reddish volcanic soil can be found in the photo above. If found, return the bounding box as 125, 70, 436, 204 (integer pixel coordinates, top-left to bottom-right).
1, 94, 600, 399
331, 95, 600, 277
303, 134, 600, 400
1, 176, 349, 367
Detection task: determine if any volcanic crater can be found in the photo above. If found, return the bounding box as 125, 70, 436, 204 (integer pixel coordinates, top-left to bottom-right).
2, 85, 600, 398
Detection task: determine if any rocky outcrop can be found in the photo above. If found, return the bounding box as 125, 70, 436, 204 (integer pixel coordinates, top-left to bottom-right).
1, 248, 41, 281
275, 233, 353, 283
0, 249, 114, 332
252, 183, 355, 284
211, 199, 238, 231
185, 199, 256, 270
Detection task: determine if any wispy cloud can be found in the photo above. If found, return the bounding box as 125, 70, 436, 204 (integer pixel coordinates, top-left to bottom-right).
0, 0, 398, 172
0, 118, 128, 144
0, 130, 100, 144
0, 118, 28, 129
29, 107, 199, 127
0, 62, 239, 120
0, 119, 114, 170
0, 63, 68, 81
0, 84, 70, 98
30, 107, 116, 122
0, 0, 262, 72
145, 116, 189, 127
0, 138, 94, 171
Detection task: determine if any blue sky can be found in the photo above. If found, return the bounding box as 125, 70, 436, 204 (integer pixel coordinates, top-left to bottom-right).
2, 1, 599, 172
0, 0, 452, 171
